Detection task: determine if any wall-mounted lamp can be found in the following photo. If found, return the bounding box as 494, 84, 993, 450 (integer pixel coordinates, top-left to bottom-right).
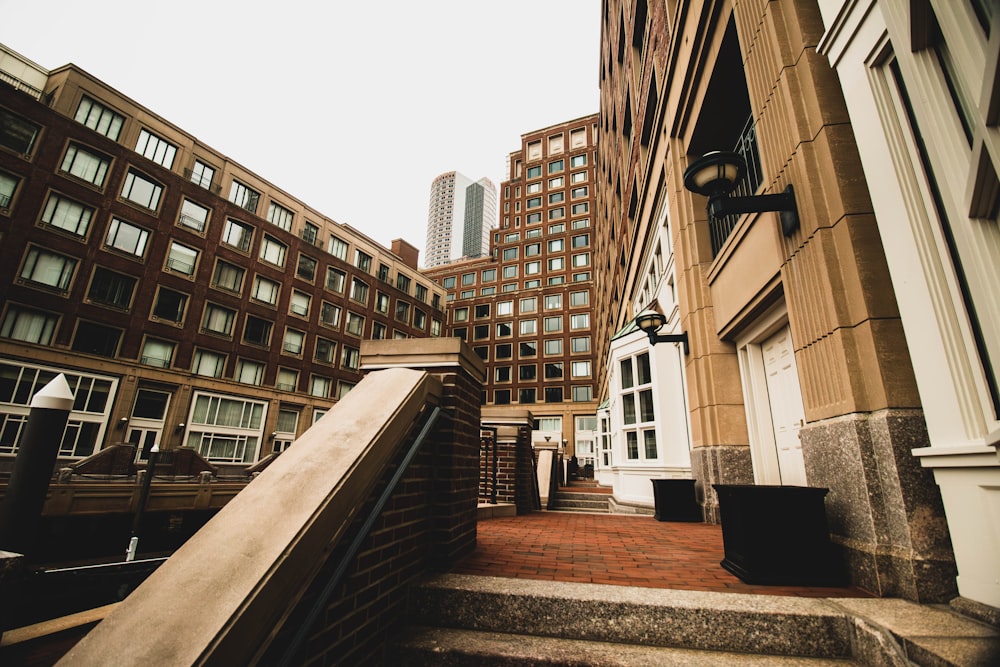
117, 417, 128, 430
175, 422, 185, 433
634, 310, 689, 354
683, 151, 799, 237
269, 431, 278, 440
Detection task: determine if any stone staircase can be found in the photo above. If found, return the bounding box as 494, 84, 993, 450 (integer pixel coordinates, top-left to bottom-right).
395, 574, 860, 665
396, 574, 1000, 665
547, 479, 611, 513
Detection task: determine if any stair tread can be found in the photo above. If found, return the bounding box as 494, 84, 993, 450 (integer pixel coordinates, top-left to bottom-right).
398, 626, 860, 666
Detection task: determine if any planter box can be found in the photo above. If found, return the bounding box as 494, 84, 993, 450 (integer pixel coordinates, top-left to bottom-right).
651, 478, 702, 522
713, 484, 845, 586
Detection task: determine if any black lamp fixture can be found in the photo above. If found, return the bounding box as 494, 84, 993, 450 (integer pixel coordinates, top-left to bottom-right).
634, 310, 689, 354
683, 151, 799, 237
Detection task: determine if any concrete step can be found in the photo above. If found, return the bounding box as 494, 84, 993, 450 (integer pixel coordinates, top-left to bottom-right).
396, 626, 860, 666
404, 574, 854, 659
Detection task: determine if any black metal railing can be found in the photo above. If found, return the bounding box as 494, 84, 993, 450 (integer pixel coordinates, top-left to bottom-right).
709, 117, 764, 256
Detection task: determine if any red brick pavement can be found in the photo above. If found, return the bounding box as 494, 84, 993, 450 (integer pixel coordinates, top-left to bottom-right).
451, 511, 872, 598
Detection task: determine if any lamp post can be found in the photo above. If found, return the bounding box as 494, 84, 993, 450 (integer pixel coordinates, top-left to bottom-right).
634, 309, 689, 354
683, 151, 800, 237
126, 444, 159, 562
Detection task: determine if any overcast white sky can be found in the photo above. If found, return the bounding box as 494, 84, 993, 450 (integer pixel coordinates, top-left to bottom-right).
3, 0, 602, 259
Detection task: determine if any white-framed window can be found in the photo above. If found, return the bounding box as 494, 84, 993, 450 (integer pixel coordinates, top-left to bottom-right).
41, 193, 94, 236
74, 96, 124, 140
105, 218, 149, 258
544, 316, 562, 332
20, 247, 77, 291
60, 143, 110, 187
252, 275, 280, 305
259, 235, 287, 267
273, 408, 299, 452
222, 218, 253, 252
121, 169, 163, 210
178, 198, 210, 233
545, 294, 562, 310
620, 352, 656, 460
229, 180, 260, 214
186, 392, 266, 463
190, 159, 215, 189
571, 336, 591, 353
328, 235, 349, 260
571, 360, 592, 377
571, 313, 590, 329
572, 386, 593, 402
135, 129, 177, 168
0, 361, 118, 457
267, 201, 294, 231
0, 172, 18, 208
165, 242, 198, 276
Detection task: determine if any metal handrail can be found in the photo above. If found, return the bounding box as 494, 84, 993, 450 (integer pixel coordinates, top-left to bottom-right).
277, 405, 442, 667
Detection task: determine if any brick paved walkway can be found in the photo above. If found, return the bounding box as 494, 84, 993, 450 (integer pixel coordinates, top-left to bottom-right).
451, 511, 871, 598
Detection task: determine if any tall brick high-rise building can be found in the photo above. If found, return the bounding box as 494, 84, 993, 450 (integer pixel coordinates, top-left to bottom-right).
424, 115, 600, 464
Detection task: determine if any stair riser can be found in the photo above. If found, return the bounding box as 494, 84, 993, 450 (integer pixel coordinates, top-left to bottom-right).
408, 587, 853, 658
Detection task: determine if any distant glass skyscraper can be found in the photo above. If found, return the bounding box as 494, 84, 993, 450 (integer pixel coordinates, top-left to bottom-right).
424, 171, 497, 268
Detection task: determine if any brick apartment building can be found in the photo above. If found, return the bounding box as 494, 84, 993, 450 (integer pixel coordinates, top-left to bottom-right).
0, 45, 445, 471
424, 115, 601, 465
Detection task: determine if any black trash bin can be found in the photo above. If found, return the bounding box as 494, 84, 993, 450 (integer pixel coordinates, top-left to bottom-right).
650, 478, 702, 522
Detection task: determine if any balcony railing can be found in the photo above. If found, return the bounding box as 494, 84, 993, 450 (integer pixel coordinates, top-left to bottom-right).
709, 117, 764, 257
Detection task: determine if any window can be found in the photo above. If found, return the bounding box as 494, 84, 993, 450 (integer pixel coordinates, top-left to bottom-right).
572, 360, 592, 377
548, 257, 565, 271
87, 267, 135, 309
571, 154, 587, 168
519, 388, 536, 404
283, 329, 305, 355
235, 359, 265, 386
337, 382, 355, 399
326, 267, 346, 293
315, 337, 336, 364
462, 272, 476, 286
229, 180, 260, 214
545, 387, 564, 403
525, 261, 541, 275
135, 129, 176, 168
549, 176, 564, 189
1, 305, 57, 344
346, 311, 365, 336
495, 343, 512, 359
302, 221, 320, 245
545, 339, 563, 355
289, 290, 311, 317
259, 235, 287, 267
570, 291, 589, 307
549, 223, 566, 234
267, 201, 294, 231
544, 294, 563, 310
573, 272, 591, 282
415, 284, 428, 303
222, 218, 253, 252
527, 182, 542, 194
310, 375, 332, 398
276, 368, 299, 391
71, 321, 121, 357
166, 242, 198, 276
192, 349, 226, 378
620, 352, 655, 459
572, 203, 589, 216
524, 279, 541, 289
480, 269, 496, 283
202, 303, 236, 336
520, 341, 538, 357
518, 297, 537, 313
41, 193, 94, 236
396, 273, 412, 293
350, 278, 369, 305
430, 319, 441, 336
527, 196, 542, 209
121, 168, 165, 210
328, 235, 349, 261
186, 393, 266, 463
474, 324, 490, 340
526, 212, 542, 224
571, 171, 587, 184
252, 275, 280, 305
573, 253, 591, 267
74, 96, 124, 140
152, 288, 187, 323
547, 276, 565, 286
190, 160, 215, 189
495, 366, 511, 382
548, 159, 564, 173
274, 409, 300, 451
60, 144, 110, 187
544, 316, 562, 332
442, 276, 457, 289
354, 250, 373, 273
475, 304, 491, 319
549, 207, 565, 220
141, 338, 175, 368
573, 386, 593, 402
454, 307, 469, 322
297, 254, 317, 282
341, 346, 360, 370
572, 219, 591, 231
320, 302, 341, 328
527, 165, 542, 178
494, 389, 512, 405
545, 362, 564, 379
0, 172, 18, 208
208, 260, 243, 295
413, 309, 426, 330
243, 316, 272, 346
519, 365, 537, 380
549, 192, 565, 204
375, 291, 390, 314
571, 336, 591, 353
496, 322, 513, 337
497, 301, 513, 316
372, 321, 387, 339
20, 247, 76, 291
177, 198, 209, 233
571, 313, 590, 329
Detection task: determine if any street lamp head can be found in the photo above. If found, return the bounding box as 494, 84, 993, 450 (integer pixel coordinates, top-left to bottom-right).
683, 151, 745, 198
634, 309, 667, 335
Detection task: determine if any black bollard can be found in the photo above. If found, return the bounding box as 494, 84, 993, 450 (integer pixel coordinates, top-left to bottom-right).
0, 374, 74, 558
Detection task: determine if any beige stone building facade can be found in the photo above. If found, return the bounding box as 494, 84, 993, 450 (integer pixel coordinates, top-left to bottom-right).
597, 0, 956, 602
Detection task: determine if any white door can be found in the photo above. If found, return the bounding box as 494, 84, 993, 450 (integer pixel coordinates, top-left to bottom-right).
128, 388, 171, 461
761, 327, 808, 486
